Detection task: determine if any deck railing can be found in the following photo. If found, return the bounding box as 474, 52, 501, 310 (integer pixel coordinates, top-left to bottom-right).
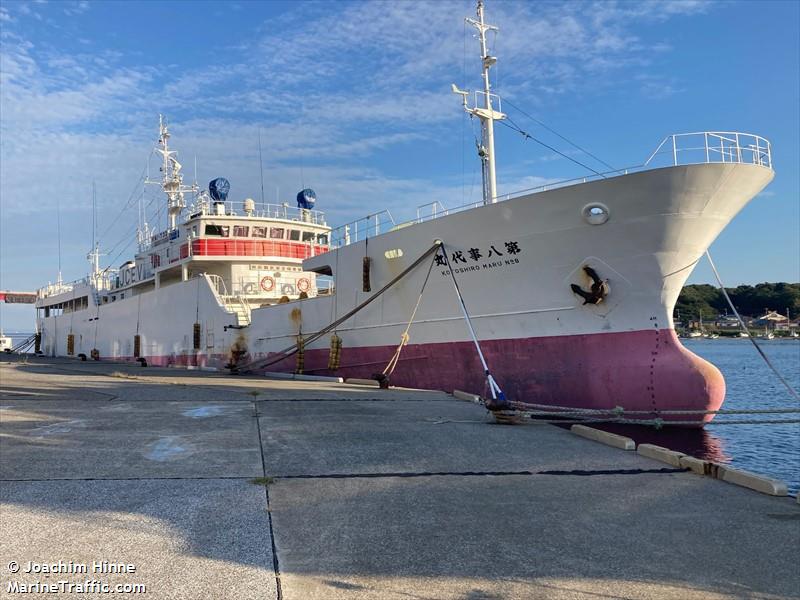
199, 201, 327, 225
362, 130, 772, 238
329, 210, 397, 248
37, 272, 116, 299
644, 132, 772, 170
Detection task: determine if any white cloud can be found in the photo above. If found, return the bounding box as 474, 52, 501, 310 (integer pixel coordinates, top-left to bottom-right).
1, 0, 714, 291
63, 1, 90, 17
636, 73, 685, 99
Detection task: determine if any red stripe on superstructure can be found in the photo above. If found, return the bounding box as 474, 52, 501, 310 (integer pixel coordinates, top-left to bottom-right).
191, 239, 328, 259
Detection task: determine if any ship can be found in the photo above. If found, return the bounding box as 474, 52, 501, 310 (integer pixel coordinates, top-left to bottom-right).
0, 332, 12, 353
33, 1, 774, 425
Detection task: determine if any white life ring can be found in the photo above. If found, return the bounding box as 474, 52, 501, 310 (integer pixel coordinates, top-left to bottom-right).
297, 277, 311, 292
243, 282, 256, 294
260, 276, 275, 292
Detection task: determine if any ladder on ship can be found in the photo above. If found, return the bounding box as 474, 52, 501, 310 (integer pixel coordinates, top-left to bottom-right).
205, 274, 251, 326
226, 297, 251, 326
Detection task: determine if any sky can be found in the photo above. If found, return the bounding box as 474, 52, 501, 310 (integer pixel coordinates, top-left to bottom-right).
1, 0, 798, 331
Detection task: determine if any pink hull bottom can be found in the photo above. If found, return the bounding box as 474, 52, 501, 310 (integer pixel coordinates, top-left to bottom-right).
256, 328, 724, 426
132, 328, 724, 426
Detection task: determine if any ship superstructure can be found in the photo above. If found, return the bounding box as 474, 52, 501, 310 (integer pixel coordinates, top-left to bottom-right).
34, 1, 775, 425
37, 116, 330, 323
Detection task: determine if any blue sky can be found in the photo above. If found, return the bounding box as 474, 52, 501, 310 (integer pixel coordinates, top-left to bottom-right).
1, 0, 798, 331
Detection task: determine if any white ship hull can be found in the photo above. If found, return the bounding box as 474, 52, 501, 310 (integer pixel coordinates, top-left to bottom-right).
36, 162, 773, 424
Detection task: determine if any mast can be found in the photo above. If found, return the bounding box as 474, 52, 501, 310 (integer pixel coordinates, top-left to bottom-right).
147, 115, 197, 230
88, 181, 100, 275
258, 128, 266, 212
454, 0, 505, 204
56, 194, 62, 285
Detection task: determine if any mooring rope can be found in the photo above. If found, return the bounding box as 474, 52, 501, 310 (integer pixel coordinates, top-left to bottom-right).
705, 250, 799, 401
234, 241, 443, 374
455, 396, 800, 428
507, 402, 800, 417
450, 396, 800, 429
523, 416, 800, 427
382, 250, 438, 378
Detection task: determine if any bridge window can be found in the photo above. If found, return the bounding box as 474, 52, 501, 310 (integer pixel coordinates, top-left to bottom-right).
233, 225, 249, 237
317, 233, 329, 244
270, 227, 285, 239
302, 231, 315, 242
205, 224, 230, 237
252, 226, 267, 238
288, 229, 300, 241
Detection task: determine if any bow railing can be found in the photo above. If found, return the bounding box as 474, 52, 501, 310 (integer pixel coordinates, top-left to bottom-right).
645, 131, 772, 169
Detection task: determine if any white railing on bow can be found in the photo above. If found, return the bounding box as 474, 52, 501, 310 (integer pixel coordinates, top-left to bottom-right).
328, 131, 772, 247
644, 132, 772, 169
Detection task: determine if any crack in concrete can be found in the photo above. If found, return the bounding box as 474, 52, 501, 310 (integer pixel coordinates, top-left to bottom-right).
1, 468, 687, 483
253, 400, 283, 600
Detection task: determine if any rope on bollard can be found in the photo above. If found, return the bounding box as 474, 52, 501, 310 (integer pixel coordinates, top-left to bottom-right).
455, 396, 800, 428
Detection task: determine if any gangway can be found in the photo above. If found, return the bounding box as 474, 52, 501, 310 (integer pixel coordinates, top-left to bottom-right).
0, 291, 37, 304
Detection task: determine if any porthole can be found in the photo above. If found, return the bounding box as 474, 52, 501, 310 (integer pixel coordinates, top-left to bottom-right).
582, 203, 610, 225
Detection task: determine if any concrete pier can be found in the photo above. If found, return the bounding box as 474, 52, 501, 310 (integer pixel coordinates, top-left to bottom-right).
1, 355, 798, 599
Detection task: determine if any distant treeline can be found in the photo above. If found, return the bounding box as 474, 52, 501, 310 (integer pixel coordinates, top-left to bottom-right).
676, 283, 800, 320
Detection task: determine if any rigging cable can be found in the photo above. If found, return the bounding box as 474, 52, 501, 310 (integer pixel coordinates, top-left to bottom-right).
502, 98, 617, 172
96, 151, 154, 248
497, 117, 605, 178
102, 189, 159, 261
101, 199, 166, 274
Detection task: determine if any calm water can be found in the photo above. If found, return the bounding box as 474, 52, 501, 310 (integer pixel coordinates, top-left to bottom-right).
599, 338, 800, 495
6, 333, 800, 493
